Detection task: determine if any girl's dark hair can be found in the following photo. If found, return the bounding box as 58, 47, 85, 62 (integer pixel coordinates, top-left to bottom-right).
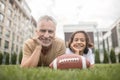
68, 31, 93, 54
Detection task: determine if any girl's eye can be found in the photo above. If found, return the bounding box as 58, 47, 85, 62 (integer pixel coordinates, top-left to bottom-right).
74, 38, 78, 42
73, 38, 85, 42
80, 38, 85, 42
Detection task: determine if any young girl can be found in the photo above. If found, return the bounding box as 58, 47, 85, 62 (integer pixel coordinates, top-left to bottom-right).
66, 31, 95, 67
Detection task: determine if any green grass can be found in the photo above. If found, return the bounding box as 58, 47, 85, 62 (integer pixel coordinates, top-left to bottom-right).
0, 64, 120, 80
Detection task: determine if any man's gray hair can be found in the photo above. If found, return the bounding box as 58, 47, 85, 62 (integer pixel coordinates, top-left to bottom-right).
37, 15, 57, 26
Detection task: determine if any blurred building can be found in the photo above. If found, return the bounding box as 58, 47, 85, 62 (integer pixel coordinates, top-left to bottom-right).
63, 20, 120, 56
0, 0, 37, 55
64, 22, 97, 47
63, 22, 108, 52
101, 19, 120, 55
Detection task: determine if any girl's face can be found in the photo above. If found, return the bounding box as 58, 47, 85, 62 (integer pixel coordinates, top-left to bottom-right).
71, 32, 86, 53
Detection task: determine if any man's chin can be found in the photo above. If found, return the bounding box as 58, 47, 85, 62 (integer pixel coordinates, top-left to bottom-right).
42, 43, 52, 48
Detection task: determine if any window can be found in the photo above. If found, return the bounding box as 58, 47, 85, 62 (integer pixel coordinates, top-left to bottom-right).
119, 28, 120, 33
111, 27, 118, 48
0, 13, 4, 22
14, 14, 16, 20
20, 38, 23, 44
0, 1, 5, 11
4, 40, 9, 49
0, 38, 1, 47
6, 19, 11, 27
5, 30, 10, 38
9, 0, 14, 5
12, 32, 15, 41
18, 0, 21, 2
0, 26, 3, 35
15, 26, 18, 32
16, 45, 18, 53
11, 43, 14, 51
17, 36, 19, 42
21, 22, 24, 27
7, 9, 12, 17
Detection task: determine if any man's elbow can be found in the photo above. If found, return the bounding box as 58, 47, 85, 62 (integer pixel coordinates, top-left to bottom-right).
20, 62, 29, 68
20, 62, 37, 68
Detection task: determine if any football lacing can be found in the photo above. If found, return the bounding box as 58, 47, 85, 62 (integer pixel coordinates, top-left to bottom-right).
58, 58, 79, 63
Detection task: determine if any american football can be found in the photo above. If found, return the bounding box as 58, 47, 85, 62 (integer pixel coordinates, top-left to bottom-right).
49, 54, 91, 69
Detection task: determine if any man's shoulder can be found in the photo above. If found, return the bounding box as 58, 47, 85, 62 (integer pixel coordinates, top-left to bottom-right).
24, 38, 35, 45
54, 37, 64, 43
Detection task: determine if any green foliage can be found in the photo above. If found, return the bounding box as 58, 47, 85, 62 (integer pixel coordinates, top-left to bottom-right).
0, 64, 120, 80
103, 49, 109, 63
95, 49, 100, 63
19, 50, 23, 64
11, 52, 17, 64
118, 53, 120, 63
0, 51, 3, 64
110, 48, 116, 63
4, 52, 9, 65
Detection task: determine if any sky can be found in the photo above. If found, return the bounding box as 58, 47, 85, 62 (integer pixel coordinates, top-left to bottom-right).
26, 0, 120, 27
26, 0, 120, 39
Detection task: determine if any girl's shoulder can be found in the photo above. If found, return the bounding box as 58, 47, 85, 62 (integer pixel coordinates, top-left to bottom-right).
88, 48, 93, 53
84, 48, 93, 56
66, 48, 74, 54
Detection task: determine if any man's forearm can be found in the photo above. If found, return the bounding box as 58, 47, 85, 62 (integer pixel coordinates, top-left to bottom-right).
21, 46, 42, 68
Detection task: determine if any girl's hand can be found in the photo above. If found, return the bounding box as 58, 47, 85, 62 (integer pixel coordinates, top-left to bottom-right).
71, 43, 79, 54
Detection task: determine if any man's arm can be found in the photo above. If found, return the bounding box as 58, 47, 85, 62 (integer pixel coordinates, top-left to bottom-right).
56, 40, 66, 56
20, 43, 42, 68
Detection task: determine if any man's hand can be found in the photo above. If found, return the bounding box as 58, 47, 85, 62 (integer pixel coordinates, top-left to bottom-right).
33, 36, 42, 45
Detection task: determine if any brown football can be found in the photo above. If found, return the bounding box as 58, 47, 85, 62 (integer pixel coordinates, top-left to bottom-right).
49, 54, 91, 69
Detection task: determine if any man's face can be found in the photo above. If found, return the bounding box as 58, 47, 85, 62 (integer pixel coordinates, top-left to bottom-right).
36, 20, 56, 47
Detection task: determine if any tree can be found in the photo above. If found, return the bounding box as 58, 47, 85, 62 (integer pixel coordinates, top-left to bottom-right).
0, 51, 3, 64
95, 49, 100, 63
103, 49, 109, 63
19, 50, 23, 64
4, 52, 9, 65
110, 48, 116, 63
11, 52, 17, 64
118, 53, 120, 63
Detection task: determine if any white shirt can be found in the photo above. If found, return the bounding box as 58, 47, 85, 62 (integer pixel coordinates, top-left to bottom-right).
66, 48, 95, 65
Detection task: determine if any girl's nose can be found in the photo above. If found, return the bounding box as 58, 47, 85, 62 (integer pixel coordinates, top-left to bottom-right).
77, 40, 81, 43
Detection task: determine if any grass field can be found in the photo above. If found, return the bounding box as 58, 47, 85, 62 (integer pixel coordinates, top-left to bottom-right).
0, 64, 120, 80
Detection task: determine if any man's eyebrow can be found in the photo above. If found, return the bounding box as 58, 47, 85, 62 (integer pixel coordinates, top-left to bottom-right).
39, 29, 54, 32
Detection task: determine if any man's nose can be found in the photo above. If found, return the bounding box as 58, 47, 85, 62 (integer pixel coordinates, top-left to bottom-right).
44, 31, 49, 38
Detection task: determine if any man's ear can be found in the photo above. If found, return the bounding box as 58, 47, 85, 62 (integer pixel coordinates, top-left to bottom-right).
36, 29, 38, 34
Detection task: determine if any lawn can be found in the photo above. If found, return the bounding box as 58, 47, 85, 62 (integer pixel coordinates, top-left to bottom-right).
0, 64, 120, 80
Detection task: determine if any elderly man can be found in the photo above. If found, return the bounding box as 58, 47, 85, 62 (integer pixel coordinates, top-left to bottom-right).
21, 15, 66, 68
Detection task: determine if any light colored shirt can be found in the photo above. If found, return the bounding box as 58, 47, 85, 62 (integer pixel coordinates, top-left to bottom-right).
66, 48, 95, 65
